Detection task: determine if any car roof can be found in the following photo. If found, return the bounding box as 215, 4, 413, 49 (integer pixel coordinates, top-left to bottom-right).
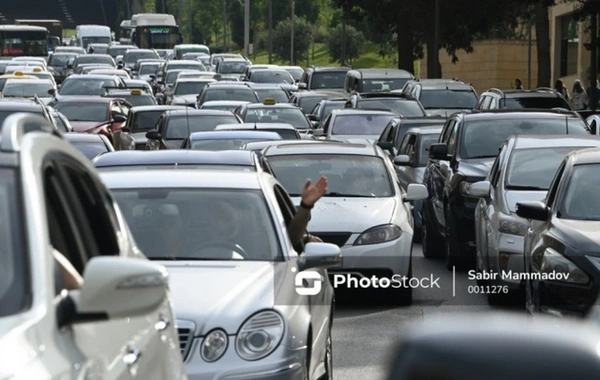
64, 74, 120, 80
165, 109, 237, 117
100, 169, 262, 190
168, 60, 204, 65
330, 109, 398, 116
93, 150, 257, 168
0, 99, 44, 110
244, 103, 299, 109
130, 105, 187, 113
189, 130, 282, 140
249, 83, 288, 89
464, 111, 579, 121
503, 90, 560, 98
295, 90, 346, 98
309, 66, 350, 72
405, 126, 444, 135
351, 68, 413, 78
175, 78, 215, 83
54, 97, 120, 104
125, 49, 156, 53
511, 135, 600, 150
76, 54, 112, 59
63, 132, 106, 143
205, 84, 253, 90
4, 79, 49, 85
419, 82, 473, 90
264, 141, 380, 156
216, 122, 295, 130
0, 74, 38, 79
568, 147, 600, 165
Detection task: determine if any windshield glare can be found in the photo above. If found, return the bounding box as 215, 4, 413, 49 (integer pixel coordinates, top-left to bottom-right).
419, 90, 478, 109
357, 99, 425, 116
461, 119, 589, 159
3, 82, 53, 97
59, 78, 117, 95
268, 154, 393, 197
204, 89, 257, 102
244, 108, 310, 129
113, 188, 282, 261
559, 165, 600, 220
362, 79, 409, 92
175, 82, 208, 95
54, 103, 107, 122
166, 115, 239, 138
332, 114, 395, 135
219, 62, 249, 74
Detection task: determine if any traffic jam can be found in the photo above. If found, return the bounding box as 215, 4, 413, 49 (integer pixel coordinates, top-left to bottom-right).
3, 11, 600, 380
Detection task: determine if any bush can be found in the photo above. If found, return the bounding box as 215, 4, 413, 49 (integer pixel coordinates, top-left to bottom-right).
326, 24, 365, 65
272, 16, 313, 65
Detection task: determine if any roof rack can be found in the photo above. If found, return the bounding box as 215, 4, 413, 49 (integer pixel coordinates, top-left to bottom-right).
1, 113, 61, 152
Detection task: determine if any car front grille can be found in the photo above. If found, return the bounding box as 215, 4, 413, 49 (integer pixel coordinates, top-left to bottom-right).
176, 320, 195, 361
312, 232, 352, 247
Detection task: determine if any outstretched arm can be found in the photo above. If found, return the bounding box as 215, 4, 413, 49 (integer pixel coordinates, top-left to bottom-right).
288, 176, 328, 247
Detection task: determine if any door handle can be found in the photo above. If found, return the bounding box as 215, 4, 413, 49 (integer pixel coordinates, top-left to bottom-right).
123, 348, 142, 366
155, 316, 170, 332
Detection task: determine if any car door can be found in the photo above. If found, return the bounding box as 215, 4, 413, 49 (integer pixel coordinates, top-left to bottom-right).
484, 146, 509, 271
119, 111, 135, 150
476, 147, 502, 271
378, 122, 394, 158
429, 118, 457, 227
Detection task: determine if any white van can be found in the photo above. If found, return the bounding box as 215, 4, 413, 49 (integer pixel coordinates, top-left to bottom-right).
76, 25, 112, 49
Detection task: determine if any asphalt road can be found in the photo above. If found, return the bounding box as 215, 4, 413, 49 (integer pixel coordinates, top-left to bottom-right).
331, 243, 525, 380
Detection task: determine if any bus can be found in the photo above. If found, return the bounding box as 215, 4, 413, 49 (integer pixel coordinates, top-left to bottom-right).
0, 25, 49, 59
130, 13, 182, 49
15, 19, 62, 50
119, 20, 134, 45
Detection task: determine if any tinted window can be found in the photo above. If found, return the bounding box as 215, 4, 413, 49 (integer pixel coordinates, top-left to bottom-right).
310, 71, 346, 89
48, 54, 77, 66
174, 81, 209, 95
502, 97, 571, 109
320, 102, 346, 118
72, 142, 109, 159
284, 67, 303, 81
559, 164, 600, 220
167, 63, 203, 72
357, 99, 425, 116
332, 114, 396, 135
361, 78, 410, 92
460, 118, 589, 159
59, 78, 117, 96
506, 147, 580, 190
203, 88, 257, 102
419, 89, 478, 109
113, 189, 281, 260
244, 108, 310, 129
55, 103, 108, 122
250, 70, 294, 84
139, 63, 159, 75
418, 135, 440, 165
124, 51, 159, 63
0, 169, 28, 317
394, 123, 444, 147
76, 55, 114, 66
218, 61, 250, 74
268, 154, 393, 197
165, 115, 239, 138
131, 110, 166, 132
255, 88, 289, 103
82, 37, 111, 47
119, 95, 156, 107
3, 82, 54, 97
266, 129, 299, 140
298, 96, 328, 114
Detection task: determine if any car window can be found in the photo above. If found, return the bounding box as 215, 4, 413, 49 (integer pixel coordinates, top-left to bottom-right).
447, 122, 459, 155
59, 78, 117, 96
310, 71, 346, 89
165, 115, 240, 138
72, 142, 110, 160
505, 147, 581, 190
379, 123, 393, 143
545, 160, 566, 209
244, 108, 310, 129
255, 88, 289, 103
558, 164, 600, 220
203, 88, 257, 102
54, 103, 108, 122
356, 99, 425, 117
331, 114, 396, 136
441, 119, 456, 143
418, 135, 439, 166
501, 97, 571, 109
418, 89, 478, 109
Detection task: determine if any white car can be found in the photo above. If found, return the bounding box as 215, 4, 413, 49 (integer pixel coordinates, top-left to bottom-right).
0, 113, 187, 379
263, 141, 428, 305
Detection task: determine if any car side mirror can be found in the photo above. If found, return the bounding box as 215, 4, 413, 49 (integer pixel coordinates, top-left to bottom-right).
299, 242, 342, 271
112, 114, 127, 123
145, 130, 161, 140
464, 181, 491, 198
394, 154, 410, 166
67, 64, 73, 69
48, 88, 56, 96
310, 120, 319, 129
149, 74, 156, 80
403, 183, 428, 202
117, 64, 124, 69
429, 143, 449, 160
312, 129, 324, 137
59, 256, 168, 327
298, 83, 307, 90
516, 201, 549, 221
307, 114, 319, 122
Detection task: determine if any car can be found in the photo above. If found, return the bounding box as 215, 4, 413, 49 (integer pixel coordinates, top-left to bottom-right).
199, 100, 251, 112
121, 49, 160, 70
64, 132, 115, 160
47, 52, 80, 84
88, 68, 131, 79
299, 66, 350, 92
107, 44, 138, 59
181, 130, 282, 150
246, 68, 295, 84
344, 68, 414, 93
308, 99, 348, 129
288, 90, 348, 115
391, 126, 444, 236
280, 65, 304, 83
469, 135, 600, 305
0, 112, 187, 379
181, 52, 211, 65
350, 92, 427, 117
100, 168, 341, 380
123, 78, 155, 94
249, 83, 291, 103
240, 64, 279, 81
376, 116, 447, 159
26, 70, 58, 88
0, 98, 54, 129
0, 72, 39, 92
314, 109, 399, 142
79, 64, 116, 75
146, 109, 242, 150
209, 53, 245, 69
475, 87, 572, 110
135, 61, 163, 81
215, 122, 302, 140
93, 150, 265, 172
263, 142, 428, 304
47, 74, 127, 105
53, 97, 131, 136
421, 110, 590, 268
215, 58, 250, 79
158, 60, 206, 81
1, 79, 55, 104
168, 78, 216, 106
159, 69, 208, 96
235, 100, 312, 132
196, 83, 260, 107
119, 105, 187, 151
54, 46, 87, 55
102, 88, 157, 107
69, 54, 116, 74
400, 79, 478, 116
4, 64, 45, 75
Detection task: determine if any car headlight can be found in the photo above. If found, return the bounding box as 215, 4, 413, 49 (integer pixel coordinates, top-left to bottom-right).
236, 310, 284, 361
497, 212, 528, 236
539, 248, 589, 284
200, 329, 228, 362
354, 224, 402, 245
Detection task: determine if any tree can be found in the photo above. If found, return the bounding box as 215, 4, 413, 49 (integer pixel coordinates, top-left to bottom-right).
326, 24, 365, 64
272, 16, 313, 64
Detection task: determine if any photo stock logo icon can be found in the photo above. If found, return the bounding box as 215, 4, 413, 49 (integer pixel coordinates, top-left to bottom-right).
294, 269, 322, 296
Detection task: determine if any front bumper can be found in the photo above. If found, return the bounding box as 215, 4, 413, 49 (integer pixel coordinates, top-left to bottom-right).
185, 338, 305, 380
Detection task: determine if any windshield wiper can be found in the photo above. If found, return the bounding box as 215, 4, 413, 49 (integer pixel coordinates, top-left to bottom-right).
327, 192, 375, 198
506, 185, 546, 191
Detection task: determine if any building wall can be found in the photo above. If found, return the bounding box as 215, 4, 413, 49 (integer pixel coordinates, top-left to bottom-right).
419, 40, 538, 95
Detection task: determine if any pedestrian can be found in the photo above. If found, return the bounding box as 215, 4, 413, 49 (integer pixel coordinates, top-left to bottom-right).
571, 79, 588, 111
554, 79, 569, 101
344, 100, 353, 109
586, 80, 600, 109
515, 78, 523, 90
87, 45, 94, 54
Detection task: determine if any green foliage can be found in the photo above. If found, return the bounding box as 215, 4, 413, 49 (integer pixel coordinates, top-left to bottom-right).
272, 16, 313, 64
326, 23, 365, 64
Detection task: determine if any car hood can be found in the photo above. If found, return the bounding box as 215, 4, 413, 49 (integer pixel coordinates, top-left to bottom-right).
71, 121, 105, 133
291, 196, 396, 232
505, 190, 547, 213
161, 261, 286, 335
459, 157, 495, 178
171, 95, 197, 105
552, 220, 600, 253
329, 135, 378, 143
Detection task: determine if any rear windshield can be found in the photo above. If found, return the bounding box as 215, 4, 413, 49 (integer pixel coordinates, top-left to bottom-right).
202, 88, 257, 103
131, 110, 167, 132
310, 71, 346, 89
419, 89, 478, 109
501, 96, 572, 110
166, 115, 240, 138
73, 142, 109, 160
331, 114, 396, 136
357, 99, 424, 117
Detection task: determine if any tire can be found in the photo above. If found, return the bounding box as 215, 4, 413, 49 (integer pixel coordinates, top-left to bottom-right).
421, 205, 443, 259
444, 205, 461, 271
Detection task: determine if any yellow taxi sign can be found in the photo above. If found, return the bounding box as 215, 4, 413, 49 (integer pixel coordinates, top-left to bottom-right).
33, 67, 42, 72
14, 71, 23, 76
263, 98, 276, 105
130, 89, 142, 95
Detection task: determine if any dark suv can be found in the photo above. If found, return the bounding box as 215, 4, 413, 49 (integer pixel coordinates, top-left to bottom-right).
299, 66, 350, 92
421, 109, 589, 268
401, 79, 478, 117
475, 88, 572, 110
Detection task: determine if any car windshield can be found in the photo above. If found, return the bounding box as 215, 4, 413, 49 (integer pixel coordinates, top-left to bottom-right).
131, 110, 167, 132
3, 82, 53, 97
76, 55, 114, 67
219, 61, 249, 74
362, 78, 410, 92
332, 114, 396, 135
166, 115, 239, 138
506, 147, 584, 190
251, 71, 294, 84
168, 63, 203, 72
174, 81, 209, 95
72, 142, 108, 160
120, 95, 155, 106
49, 54, 76, 66
113, 188, 282, 261
191, 138, 273, 150
502, 97, 571, 109
268, 154, 393, 197
559, 165, 600, 220
255, 88, 289, 103
310, 71, 346, 89
54, 103, 107, 122
244, 108, 310, 129
139, 64, 159, 75
418, 89, 478, 109
357, 99, 425, 116
109, 47, 134, 57
204, 88, 257, 102
418, 135, 440, 166
284, 68, 303, 81
59, 78, 117, 95
318, 101, 346, 117
299, 96, 328, 114
460, 118, 589, 159
125, 51, 159, 63
201, 104, 238, 111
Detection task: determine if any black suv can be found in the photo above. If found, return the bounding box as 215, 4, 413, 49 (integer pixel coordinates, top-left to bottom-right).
299, 66, 350, 92
475, 88, 572, 110
421, 109, 589, 268
402, 79, 478, 117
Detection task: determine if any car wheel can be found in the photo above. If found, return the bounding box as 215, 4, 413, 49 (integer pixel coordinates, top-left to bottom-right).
421, 206, 443, 259
318, 328, 333, 380
444, 205, 461, 271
